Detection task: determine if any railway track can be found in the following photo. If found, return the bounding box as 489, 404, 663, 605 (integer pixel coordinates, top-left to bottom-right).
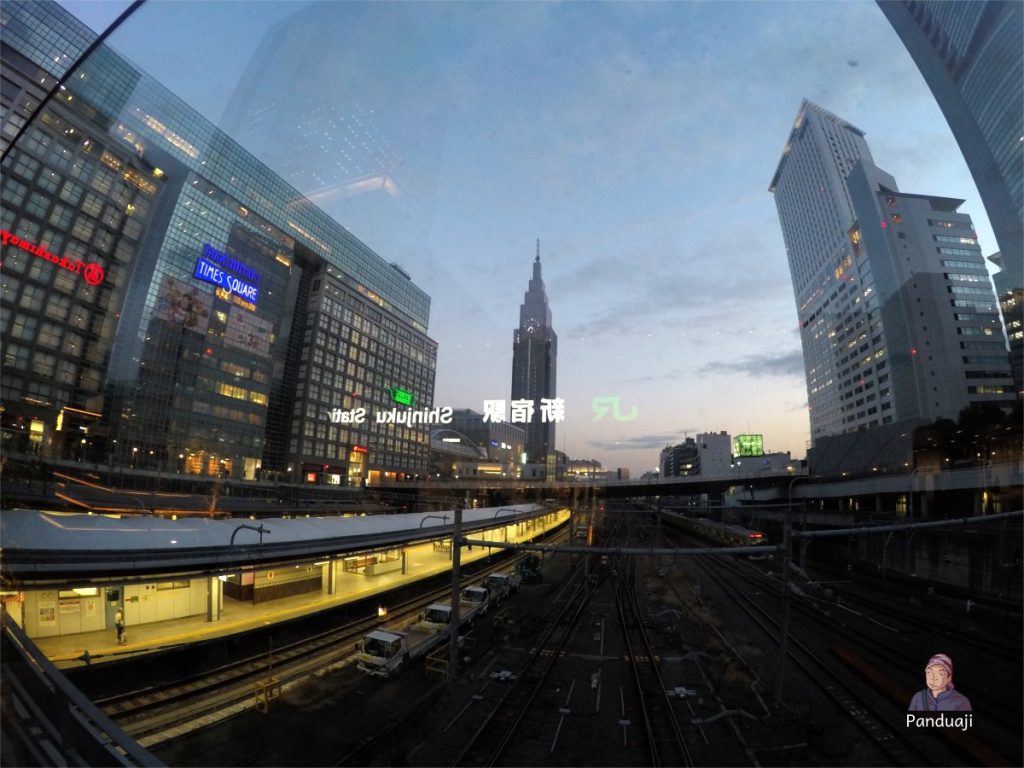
802, 561, 1021, 662
102, 609, 381, 745
99, 565, 515, 748
380, 505, 709, 767
442, 565, 596, 766
668, 527, 972, 767
616, 555, 694, 767
686, 555, 928, 764
119, 504, 1017, 768
713, 540, 1022, 735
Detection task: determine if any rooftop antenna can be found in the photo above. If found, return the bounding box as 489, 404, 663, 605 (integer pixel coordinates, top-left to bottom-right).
536, 238, 540, 262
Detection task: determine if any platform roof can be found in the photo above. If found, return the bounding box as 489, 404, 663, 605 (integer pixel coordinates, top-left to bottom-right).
0, 504, 551, 585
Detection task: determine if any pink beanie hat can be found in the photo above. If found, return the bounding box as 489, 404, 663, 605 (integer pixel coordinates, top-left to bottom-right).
925, 653, 953, 678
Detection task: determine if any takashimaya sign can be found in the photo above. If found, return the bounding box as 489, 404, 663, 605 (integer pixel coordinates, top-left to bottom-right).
1, 230, 105, 286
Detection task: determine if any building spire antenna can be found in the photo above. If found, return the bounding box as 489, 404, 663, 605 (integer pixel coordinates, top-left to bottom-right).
536, 238, 540, 263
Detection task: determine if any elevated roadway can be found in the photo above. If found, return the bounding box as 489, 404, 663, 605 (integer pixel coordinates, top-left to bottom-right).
375, 461, 1020, 506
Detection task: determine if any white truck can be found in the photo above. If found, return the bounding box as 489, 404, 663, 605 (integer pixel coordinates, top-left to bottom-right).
460, 585, 492, 617
357, 624, 446, 678
420, 589, 490, 632
484, 571, 521, 604
358, 592, 490, 678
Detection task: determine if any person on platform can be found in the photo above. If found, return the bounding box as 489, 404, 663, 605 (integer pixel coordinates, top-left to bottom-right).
908, 653, 972, 711
114, 608, 125, 645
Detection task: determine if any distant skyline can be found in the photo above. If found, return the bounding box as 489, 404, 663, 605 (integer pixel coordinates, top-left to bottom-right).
56, 0, 1001, 474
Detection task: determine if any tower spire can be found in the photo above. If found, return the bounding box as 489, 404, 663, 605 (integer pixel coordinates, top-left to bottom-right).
536, 238, 540, 263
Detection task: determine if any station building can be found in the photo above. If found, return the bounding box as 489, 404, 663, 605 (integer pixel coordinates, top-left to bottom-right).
0, 504, 569, 646
431, 409, 527, 479
0, 0, 437, 486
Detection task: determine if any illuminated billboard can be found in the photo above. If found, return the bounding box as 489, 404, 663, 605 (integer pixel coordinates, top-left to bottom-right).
193, 243, 260, 309
733, 434, 764, 457
155, 275, 213, 333
224, 305, 273, 359
389, 387, 416, 406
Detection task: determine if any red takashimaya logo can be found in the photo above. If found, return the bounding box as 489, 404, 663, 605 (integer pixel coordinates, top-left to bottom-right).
1, 229, 104, 286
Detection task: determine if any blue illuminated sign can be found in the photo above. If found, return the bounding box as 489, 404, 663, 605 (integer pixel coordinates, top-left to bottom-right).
202, 243, 260, 285
194, 258, 259, 303
193, 244, 260, 305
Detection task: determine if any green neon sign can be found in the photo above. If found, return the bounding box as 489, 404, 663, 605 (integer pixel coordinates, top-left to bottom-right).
734, 434, 764, 457
390, 387, 416, 407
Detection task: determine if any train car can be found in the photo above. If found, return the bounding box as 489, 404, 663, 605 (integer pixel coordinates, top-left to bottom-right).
659, 510, 768, 547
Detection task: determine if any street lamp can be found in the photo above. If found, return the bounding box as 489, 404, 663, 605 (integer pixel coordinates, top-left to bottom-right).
230, 523, 270, 546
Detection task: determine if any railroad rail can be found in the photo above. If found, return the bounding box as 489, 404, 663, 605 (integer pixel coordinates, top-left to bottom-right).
616, 555, 694, 767
672, 527, 941, 767
445, 564, 596, 766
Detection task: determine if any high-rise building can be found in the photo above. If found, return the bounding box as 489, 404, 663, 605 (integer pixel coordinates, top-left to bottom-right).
658, 432, 732, 478
0, 0, 437, 485
510, 242, 557, 471
660, 438, 698, 478
697, 431, 733, 477
770, 100, 1014, 444
988, 251, 1023, 398
878, 1, 1023, 401
877, 0, 1022, 267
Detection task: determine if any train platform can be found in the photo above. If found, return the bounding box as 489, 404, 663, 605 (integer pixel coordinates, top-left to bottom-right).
31, 523, 548, 670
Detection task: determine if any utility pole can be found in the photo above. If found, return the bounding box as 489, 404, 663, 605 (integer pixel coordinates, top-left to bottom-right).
775, 476, 801, 704
774, 503, 792, 704
448, 499, 463, 687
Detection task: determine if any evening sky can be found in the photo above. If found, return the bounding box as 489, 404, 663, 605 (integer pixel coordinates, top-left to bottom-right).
56, 0, 996, 474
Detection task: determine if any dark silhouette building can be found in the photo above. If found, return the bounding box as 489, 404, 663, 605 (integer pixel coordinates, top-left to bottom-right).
511, 241, 557, 473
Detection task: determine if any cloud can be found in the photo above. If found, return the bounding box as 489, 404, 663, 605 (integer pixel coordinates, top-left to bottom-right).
698, 350, 805, 378
588, 432, 693, 451
553, 219, 795, 340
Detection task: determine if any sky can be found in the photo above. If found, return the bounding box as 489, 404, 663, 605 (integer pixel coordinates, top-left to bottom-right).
57, 0, 997, 475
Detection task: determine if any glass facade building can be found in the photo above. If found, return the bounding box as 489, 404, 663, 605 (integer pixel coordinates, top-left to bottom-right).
879, 1, 1023, 400
770, 101, 1013, 443
878, 0, 1023, 268
0, 0, 437, 483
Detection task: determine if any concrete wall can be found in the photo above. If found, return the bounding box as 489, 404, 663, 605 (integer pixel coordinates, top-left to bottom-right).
24, 590, 105, 639
835, 526, 1021, 601
23, 580, 207, 638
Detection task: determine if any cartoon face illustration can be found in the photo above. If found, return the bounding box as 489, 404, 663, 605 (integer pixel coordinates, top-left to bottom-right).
926, 663, 950, 694
909, 652, 970, 712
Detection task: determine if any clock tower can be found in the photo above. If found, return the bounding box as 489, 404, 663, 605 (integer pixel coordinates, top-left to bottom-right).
511, 240, 558, 474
